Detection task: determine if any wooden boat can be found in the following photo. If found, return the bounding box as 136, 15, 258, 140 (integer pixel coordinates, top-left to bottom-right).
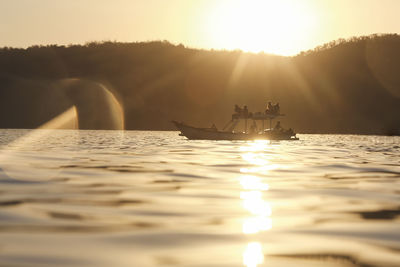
173, 104, 299, 141
172, 120, 298, 140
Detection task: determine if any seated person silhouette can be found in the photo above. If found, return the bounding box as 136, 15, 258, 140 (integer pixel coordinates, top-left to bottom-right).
274, 121, 282, 131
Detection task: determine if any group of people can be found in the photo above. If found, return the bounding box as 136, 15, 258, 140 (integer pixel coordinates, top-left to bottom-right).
232, 102, 281, 120
230, 103, 293, 135
232, 104, 250, 120
265, 102, 280, 115
248, 119, 293, 136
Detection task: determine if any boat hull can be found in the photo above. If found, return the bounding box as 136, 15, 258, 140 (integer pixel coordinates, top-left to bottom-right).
172, 121, 299, 141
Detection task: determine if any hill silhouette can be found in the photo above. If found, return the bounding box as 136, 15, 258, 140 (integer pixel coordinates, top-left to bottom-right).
0, 34, 399, 134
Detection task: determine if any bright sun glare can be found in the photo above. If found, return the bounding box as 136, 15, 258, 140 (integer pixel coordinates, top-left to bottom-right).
206, 0, 317, 55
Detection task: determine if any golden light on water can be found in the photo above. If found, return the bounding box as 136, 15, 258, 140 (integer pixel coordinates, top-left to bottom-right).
239, 141, 278, 266
240, 175, 269, 191
243, 242, 264, 267
240, 141, 271, 166
240, 182, 272, 235
241, 191, 271, 216
240, 141, 281, 175
239, 151, 271, 266
243, 217, 272, 235
205, 0, 318, 55
239, 140, 270, 152
241, 153, 269, 166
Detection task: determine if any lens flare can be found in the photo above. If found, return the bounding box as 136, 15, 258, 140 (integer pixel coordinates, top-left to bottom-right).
0, 78, 126, 182
0, 107, 79, 182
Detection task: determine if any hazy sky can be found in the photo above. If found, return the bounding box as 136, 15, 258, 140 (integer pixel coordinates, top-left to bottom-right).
0, 0, 399, 55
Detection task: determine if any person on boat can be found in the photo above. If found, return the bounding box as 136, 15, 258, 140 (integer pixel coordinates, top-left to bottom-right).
211, 123, 217, 131
232, 104, 242, 120
249, 122, 257, 134
234, 104, 242, 114
275, 103, 280, 115
286, 128, 294, 136
274, 121, 282, 131
266, 102, 273, 114
243, 105, 249, 118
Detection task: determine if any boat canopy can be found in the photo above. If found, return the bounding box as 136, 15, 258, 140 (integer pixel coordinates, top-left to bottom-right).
251, 112, 284, 120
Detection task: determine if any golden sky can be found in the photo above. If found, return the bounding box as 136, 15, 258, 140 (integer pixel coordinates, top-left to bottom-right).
1, 0, 399, 55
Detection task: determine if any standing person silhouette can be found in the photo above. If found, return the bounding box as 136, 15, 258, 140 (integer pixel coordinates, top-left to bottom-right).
243, 105, 248, 118
275, 103, 280, 115
266, 102, 273, 114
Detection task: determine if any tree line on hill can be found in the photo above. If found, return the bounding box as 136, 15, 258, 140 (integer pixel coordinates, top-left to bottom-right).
0, 34, 399, 134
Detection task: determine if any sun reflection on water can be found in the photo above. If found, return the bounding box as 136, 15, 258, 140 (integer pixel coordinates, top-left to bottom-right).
241, 153, 269, 166
240, 164, 280, 175
240, 141, 281, 175
239, 176, 271, 265
240, 175, 269, 191
239, 140, 271, 152
243, 217, 272, 234
239, 141, 278, 266
243, 242, 264, 267
241, 191, 271, 216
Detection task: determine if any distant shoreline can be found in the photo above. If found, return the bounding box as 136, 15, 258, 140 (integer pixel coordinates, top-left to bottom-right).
0, 34, 399, 135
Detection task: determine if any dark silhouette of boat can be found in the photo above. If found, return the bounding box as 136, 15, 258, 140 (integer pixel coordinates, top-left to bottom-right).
172, 104, 299, 141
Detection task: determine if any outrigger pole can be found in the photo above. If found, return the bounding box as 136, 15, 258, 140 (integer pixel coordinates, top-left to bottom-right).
222, 120, 232, 131
223, 119, 240, 132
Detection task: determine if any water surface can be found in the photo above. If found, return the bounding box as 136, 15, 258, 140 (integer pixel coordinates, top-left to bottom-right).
0, 130, 399, 267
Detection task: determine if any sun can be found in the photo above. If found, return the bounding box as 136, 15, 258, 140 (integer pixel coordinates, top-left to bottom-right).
204, 0, 317, 55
